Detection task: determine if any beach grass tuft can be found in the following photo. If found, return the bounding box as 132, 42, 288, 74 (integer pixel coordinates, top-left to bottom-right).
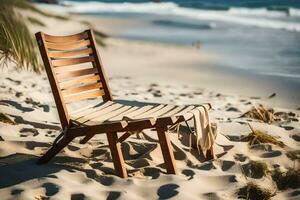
286, 150, 300, 169
244, 160, 269, 178
247, 124, 285, 148
0, 5, 41, 72
272, 168, 300, 190
237, 182, 274, 200
0, 113, 15, 125
242, 105, 276, 123
286, 150, 300, 163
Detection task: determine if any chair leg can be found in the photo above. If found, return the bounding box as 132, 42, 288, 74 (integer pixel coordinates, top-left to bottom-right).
37, 134, 74, 164
156, 127, 177, 174
80, 133, 95, 144
106, 132, 128, 178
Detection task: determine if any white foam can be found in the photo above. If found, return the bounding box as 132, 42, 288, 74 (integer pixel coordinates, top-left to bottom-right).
54, 1, 300, 32
289, 8, 300, 17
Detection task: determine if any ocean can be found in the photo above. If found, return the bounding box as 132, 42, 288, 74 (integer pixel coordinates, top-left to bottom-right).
52, 0, 300, 84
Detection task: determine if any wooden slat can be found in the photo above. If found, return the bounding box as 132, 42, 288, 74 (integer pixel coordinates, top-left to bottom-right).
56, 68, 98, 80
52, 56, 94, 67
109, 106, 140, 121
62, 82, 102, 96
156, 116, 178, 126
60, 74, 100, 89
75, 103, 124, 122
148, 105, 176, 118
92, 106, 132, 122
48, 48, 93, 59
71, 101, 115, 119
64, 89, 104, 103
161, 105, 186, 117
69, 101, 102, 115
122, 105, 154, 118
133, 104, 165, 118
46, 40, 90, 51
44, 31, 89, 43
174, 105, 195, 116
54, 65, 92, 74
69, 120, 128, 135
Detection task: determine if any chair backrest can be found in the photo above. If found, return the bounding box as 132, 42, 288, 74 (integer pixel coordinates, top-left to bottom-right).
35, 29, 112, 129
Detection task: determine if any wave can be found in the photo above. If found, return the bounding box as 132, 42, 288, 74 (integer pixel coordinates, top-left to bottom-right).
59, 1, 300, 32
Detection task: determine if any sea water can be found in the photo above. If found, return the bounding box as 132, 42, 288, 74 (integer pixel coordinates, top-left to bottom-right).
52, 0, 300, 85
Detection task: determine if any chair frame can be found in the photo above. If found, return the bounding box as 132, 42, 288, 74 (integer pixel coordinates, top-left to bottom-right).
35, 29, 213, 178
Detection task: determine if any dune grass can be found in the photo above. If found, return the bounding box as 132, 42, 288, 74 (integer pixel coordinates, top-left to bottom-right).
272, 168, 300, 190
247, 124, 285, 148
245, 160, 269, 178
237, 182, 274, 200
242, 105, 276, 123
286, 150, 300, 169
0, 5, 41, 72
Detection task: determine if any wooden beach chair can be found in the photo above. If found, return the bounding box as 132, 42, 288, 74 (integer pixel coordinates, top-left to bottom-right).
35, 29, 213, 178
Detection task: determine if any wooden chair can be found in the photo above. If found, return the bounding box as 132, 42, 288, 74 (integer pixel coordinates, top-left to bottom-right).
35, 29, 213, 178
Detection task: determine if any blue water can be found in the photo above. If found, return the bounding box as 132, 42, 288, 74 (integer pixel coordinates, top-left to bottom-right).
53, 0, 300, 85
60, 0, 300, 10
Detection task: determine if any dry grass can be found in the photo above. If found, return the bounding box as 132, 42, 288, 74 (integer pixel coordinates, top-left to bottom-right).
272, 168, 300, 190
247, 124, 285, 148
286, 150, 300, 163
241, 105, 276, 123
286, 150, 300, 169
244, 160, 269, 178
0, 113, 15, 125
237, 182, 274, 200
0, 5, 41, 72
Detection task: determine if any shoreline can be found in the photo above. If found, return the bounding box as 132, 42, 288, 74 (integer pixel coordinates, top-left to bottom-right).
67, 13, 300, 109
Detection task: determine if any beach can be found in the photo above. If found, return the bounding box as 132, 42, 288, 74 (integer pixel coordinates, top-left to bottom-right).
0, 2, 300, 200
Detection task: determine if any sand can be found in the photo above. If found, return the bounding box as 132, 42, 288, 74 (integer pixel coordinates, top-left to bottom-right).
0, 6, 299, 200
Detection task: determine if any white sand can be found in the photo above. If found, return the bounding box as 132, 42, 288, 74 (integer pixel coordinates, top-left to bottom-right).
0, 7, 299, 200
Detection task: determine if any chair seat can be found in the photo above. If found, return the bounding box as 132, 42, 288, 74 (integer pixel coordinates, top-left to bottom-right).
70, 101, 211, 130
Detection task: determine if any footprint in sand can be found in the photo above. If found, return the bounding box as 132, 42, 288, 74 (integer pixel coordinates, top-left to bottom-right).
45, 130, 57, 138
41, 182, 60, 197
203, 192, 221, 200
157, 184, 179, 199
106, 191, 121, 200
5, 77, 21, 85
226, 107, 240, 112
10, 188, 24, 195
234, 154, 248, 162
15, 92, 23, 97
25, 98, 50, 112
291, 134, 300, 142
182, 169, 195, 180
19, 128, 39, 137
281, 125, 294, 131
71, 193, 86, 200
